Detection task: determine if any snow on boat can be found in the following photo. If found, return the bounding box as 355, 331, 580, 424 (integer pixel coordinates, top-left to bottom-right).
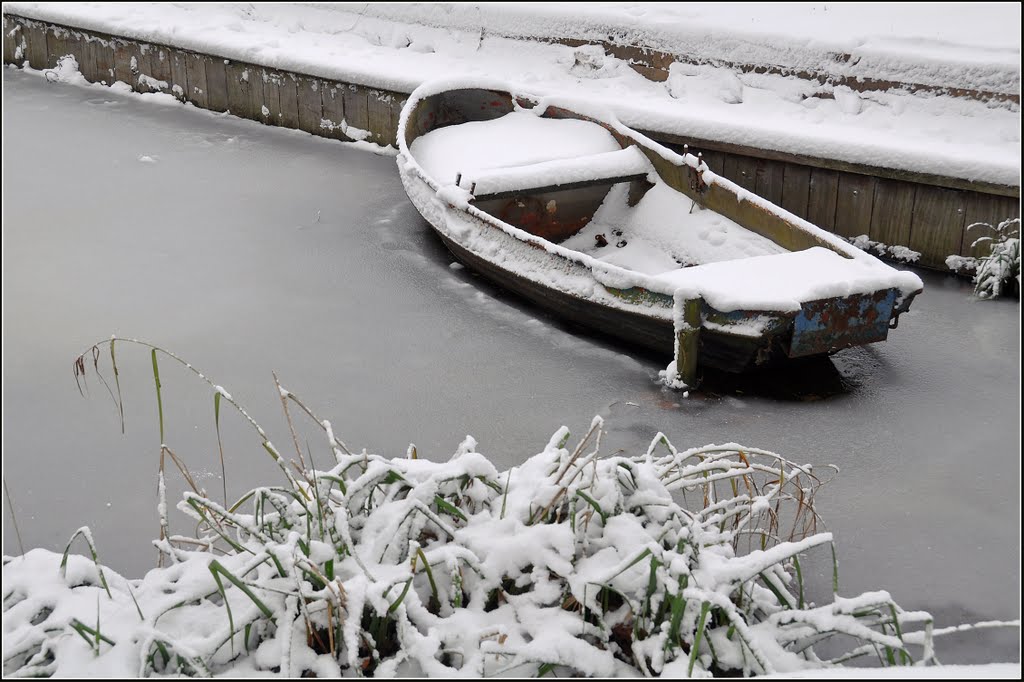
396, 80, 923, 387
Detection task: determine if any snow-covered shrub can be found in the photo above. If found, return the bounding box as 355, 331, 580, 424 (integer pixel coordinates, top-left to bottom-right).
1, 340, 963, 677
967, 218, 1020, 299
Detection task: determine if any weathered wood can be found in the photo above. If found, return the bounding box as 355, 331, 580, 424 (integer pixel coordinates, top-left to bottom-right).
247, 66, 270, 123
24, 22, 48, 69
112, 39, 135, 87
277, 72, 300, 129
52, 26, 85, 76
780, 163, 811, 218
806, 168, 839, 232
184, 52, 210, 108
132, 43, 153, 91
91, 36, 115, 84
642, 129, 1018, 198
869, 178, 916, 248
260, 70, 285, 124
367, 89, 395, 146
699, 150, 726, 177
321, 82, 346, 140
148, 44, 173, 90
391, 94, 409, 142
675, 298, 702, 388
297, 77, 325, 135
961, 193, 1021, 258
641, 147, 839, 254
44, 24, 69, 68
473, 174, 648, 202
754, 158, 785, 206
74, 34, 101, 83
204, 56, 228, 112
908, 186, 967, 266
723, 154, 758, 193
834, 173, 876, 238
341, 84, 369, 137
3, 16, 19, 64
168, 48, 188, 101
224, 60, 255, 120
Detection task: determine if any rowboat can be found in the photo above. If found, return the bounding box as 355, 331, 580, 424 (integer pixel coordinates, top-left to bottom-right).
396, 80, 923, 387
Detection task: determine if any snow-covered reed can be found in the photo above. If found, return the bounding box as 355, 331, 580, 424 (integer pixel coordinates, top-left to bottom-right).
1, 339, 1003, 677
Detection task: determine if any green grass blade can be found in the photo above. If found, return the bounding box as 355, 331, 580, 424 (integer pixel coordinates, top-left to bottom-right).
214, 391, 227, 507
70, 618, 116, 649
386, 578, 413, 615
500, 469, 512, 519
60, 527, 112, 598
688, 601, 711, 676
434, 495, 468, 522
151, 349, 164, 444
793, 554, 805, 609
110, 339, 125, 434
209, 560, 274, 619
575, 490, 608, 524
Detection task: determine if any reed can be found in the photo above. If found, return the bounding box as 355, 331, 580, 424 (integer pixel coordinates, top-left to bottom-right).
2, 339, 1017, 677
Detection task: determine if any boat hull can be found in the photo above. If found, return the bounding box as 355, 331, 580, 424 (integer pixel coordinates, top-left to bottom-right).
401, 164, 806, 373
396, 82, 922, 383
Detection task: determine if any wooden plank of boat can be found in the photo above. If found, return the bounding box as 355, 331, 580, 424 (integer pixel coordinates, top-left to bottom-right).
396, 81, 924, 388
463, 147, 651, 201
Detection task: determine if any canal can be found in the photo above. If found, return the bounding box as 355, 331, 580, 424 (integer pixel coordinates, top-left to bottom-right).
3, 69, 1019, 663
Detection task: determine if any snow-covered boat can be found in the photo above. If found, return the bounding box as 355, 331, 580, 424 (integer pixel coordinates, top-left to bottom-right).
396, 80, 923, 387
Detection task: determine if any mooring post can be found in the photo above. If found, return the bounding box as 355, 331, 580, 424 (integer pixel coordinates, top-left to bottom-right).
675, 297, 701, 388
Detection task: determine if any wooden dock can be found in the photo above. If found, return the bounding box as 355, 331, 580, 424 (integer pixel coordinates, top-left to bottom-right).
4, 13, 1018, 271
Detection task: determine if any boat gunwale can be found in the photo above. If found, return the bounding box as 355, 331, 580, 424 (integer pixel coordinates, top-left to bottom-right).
396, 79, 923, 325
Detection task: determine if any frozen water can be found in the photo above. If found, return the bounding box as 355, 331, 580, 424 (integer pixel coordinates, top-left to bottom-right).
1, 71, 1019, 664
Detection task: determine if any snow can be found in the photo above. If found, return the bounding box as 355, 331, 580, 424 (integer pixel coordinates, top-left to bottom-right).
655, 247, 918, 313
7, 422, 991, 676
460, 146, 651, 197
561, 183, 787, 273
5, 2, 1019, 186
410, 110, 623, 188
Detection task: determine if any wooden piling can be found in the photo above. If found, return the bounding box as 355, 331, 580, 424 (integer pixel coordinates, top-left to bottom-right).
675, 298, 702, 388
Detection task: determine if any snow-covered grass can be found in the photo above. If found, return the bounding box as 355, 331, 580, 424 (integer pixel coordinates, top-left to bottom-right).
3, 338, 1018, 677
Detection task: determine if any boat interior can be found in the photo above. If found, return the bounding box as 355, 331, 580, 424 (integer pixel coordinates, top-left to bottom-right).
403, 87, 846, 278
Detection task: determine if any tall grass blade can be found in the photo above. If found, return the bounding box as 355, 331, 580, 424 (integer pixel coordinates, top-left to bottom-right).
3, 477, 25, 557
60, 527, 112, 598
688, 601, 711, 675
110, 338, 125, 433
151, 349, 164, 444
214, 391, 227, 507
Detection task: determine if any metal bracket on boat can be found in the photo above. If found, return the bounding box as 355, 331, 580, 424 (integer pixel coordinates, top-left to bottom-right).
888, 289, 921, 329
686, 147, 709, 199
